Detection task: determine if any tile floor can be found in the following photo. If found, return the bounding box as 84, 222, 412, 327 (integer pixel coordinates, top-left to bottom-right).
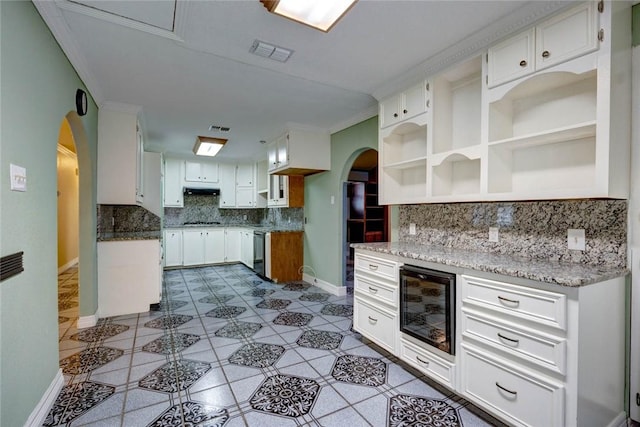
50, 264, 504, 426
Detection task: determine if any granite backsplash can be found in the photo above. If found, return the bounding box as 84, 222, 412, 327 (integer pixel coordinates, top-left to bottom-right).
399, 199, 627, 268
164, 194, 304, 229
97, 204, 161, 233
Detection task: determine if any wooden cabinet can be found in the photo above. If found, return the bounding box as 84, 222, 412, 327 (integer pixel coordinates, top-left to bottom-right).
98, 239, 161, 317
163, 230, 183, 267
379, 81, 430, 129
265, 231, 303, 283
488, 3, 599, 88
268, 175, 304, 207
97, 103, 144, 205
353, 251, 401, 354
185, 161, 219, 183
267, 128, 330, 176
347, 173, 386, 243
163, 158, 184, 207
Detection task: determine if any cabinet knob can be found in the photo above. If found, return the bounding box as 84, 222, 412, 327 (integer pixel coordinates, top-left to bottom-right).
393, 113, 398, 118
403, 109, 408, 114
541, 50, 550, 58
519, 60, 527, 67
426, 100, 430, 108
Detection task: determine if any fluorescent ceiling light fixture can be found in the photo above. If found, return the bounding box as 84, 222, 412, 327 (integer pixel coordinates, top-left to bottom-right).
260, 0, 357, 32
193, 136, 227, 157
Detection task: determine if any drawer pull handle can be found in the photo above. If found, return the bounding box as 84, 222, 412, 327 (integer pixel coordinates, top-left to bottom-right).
497, 333, 520, 344
496, 382, 518, 397
519, 59, 527, 67
369, 264, 379, 271
541, 50, 550, 58
416, 356, 430, 366
368, 286, 378, 293
368, 316, 378, 323
498, 295, 520, 306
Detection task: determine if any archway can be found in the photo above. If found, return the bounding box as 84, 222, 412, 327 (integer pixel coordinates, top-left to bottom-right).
341, 148, 388, 291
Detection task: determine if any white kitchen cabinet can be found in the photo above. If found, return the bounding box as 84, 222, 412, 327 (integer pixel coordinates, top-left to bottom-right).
236, 188, 255, 208
240, 229, 254, 269
143, 151, 162, 217
488, 2, 598, 88
204, 229, 225, 264
267, 128, 330, 175
182, 229, 206, 266
98, 239, 161, 317
379, 80, 429, 129
224, 228, 241, 262
268, 175, 304, 207
97, 103, 144, 205
163, 229, 183, 267
218, 163, 237, 208
185, 161, 219, 183
236, 163, 256, 207
236, 163, 254, 187
163, 158, 184, 207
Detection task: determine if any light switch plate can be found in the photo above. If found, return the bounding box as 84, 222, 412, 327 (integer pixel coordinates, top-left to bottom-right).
568, 229, 585, 251
409, 223, 416, 235
489, 227, 499, 242
10, 164, 27, 192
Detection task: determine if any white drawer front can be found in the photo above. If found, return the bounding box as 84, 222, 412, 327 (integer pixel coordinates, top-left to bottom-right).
354, 274, 397, 307
400, 338, 455, 388
462, 310, 566, 375
354, 253, 398, 282
461, 275, 567, 330
461, 346, 565, 427
353, 297, 396, 353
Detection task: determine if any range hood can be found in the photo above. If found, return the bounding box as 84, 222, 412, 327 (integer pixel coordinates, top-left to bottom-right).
183, 187, 220, 196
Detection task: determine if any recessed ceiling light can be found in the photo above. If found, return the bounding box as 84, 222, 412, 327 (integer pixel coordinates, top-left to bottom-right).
193, 136, 227, 157
250, 40, 293, 62
260, 0, 357, 32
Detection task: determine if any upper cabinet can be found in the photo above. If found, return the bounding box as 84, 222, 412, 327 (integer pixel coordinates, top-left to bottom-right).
378, 1, 631, 205
163, 158, 184, 208
379, 81, 430, 129
488, 2, 599, 88
97, 103, 144, 205
267, 128, 330, 176
185, 161, 219, 183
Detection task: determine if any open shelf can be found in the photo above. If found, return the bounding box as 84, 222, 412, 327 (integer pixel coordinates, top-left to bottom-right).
382, 122, 427, 166
489, 121, 596, 150
431, 155, 481, 197
384, 156, 428, 170
432, 56, 482, 154
382, 165, 427, 203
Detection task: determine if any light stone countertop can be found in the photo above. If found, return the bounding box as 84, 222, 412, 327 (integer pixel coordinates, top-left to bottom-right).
97, 230, 162, 242
163, 224, 304, 232
351, 242, 628, 287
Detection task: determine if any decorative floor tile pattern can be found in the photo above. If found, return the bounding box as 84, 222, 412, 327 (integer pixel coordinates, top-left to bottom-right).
332, 355, 387, 387
53, 264, 504, 427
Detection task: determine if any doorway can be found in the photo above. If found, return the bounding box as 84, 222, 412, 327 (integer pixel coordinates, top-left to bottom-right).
343, 149, 388, 291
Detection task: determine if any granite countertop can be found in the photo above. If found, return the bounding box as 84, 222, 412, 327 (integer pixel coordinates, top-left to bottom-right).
163, 224, 304, 232
97, 230, 162, 242
351, 242, 628, 287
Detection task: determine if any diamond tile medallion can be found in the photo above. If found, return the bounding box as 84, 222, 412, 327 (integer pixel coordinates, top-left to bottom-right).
194, 284, 226, 293
273, 311, 313, 327
60, 347, 124, 375
159, 300, 189, 311
297, 330, 343, 350
244, 288, 275, 298
44, 381, 115, 426
229, 343, 285, 368
283, 282, 311, 291
70, 324, 129, 342
299, 292, 330, 302
199, 294, 235, 305
388, 394, 462, 427
214, 321, 263, 339
142, 332, 201, 354
149, 401, 229, 427
321, 303, 353, 317
205, 305, 247, 319
144, 314, 194, 329
256, 298, 292, 310
331, 355, 387, 387
139, 360, 211, 393
250, 374, 320, 417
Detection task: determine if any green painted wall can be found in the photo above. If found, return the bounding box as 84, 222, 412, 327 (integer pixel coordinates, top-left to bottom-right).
0, 2, 98, 425
304, 116, 398, 289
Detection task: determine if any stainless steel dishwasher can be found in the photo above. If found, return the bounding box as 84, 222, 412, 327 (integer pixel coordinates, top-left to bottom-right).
253, 230, 265, 277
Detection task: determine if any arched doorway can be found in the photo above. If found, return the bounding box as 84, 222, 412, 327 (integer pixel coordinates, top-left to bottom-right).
343, 149, 388, 291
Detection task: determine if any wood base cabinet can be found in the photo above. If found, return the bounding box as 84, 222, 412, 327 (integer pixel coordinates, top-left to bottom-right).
265, 231, 303, 282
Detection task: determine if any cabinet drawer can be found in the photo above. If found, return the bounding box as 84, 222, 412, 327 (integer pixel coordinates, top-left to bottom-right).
462, 310, 566, 375
461, 346, 565, 427
354, 253, 398, 282
400, 338, 454, 388
461, 275, 567, 330
353, 297, 396, 353
354, 274, 397, 307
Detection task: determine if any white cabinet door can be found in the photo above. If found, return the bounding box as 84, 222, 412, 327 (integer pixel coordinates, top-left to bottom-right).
402, 82, 428, 122
185, 161, 201, 182
236, 164, 254, 187
204, 229, 225, 264
267, 141, 278, 172
182, 230, 205, 266
268, 175, 288, 207
240, 230, 254, 269
135, 125, 144, 204
225, 228, 241, 262
143, 151, 162, 217
488, 28, 535, 88
535, 2, 598, 71
219, 164, 236, 208
277, 135, 289, 169
380, 95, 401, 129
236, 188, 255, 207
201, 162, 219, 183
164, 230, 183, 267
163, 158, 184, 207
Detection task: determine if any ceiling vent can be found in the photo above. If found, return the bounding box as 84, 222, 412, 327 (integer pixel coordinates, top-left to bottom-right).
250, 40, 293, 63
209, 125, 231, 132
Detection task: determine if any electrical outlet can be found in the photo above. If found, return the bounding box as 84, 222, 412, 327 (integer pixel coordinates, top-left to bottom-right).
567, 229, 585, 251
489, 227, 499, 242
409, 223, 416, 235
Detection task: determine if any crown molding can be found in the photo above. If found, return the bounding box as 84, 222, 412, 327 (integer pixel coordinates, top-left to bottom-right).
33, 0, 104, 104
329, 104, 378, 135
371, 1, 571, 101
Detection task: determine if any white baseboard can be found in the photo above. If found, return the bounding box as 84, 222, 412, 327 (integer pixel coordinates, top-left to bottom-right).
303, 273, 347, 296
25, 368, 63, 427
605, 412, 628, 427
77, 312, 98, 329
57, 258, 78, 274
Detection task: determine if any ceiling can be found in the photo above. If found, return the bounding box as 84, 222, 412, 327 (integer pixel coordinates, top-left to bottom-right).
34, 0, 570, 162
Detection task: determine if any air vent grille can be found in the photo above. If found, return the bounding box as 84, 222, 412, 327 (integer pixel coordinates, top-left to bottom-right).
250, 40, 293, 63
